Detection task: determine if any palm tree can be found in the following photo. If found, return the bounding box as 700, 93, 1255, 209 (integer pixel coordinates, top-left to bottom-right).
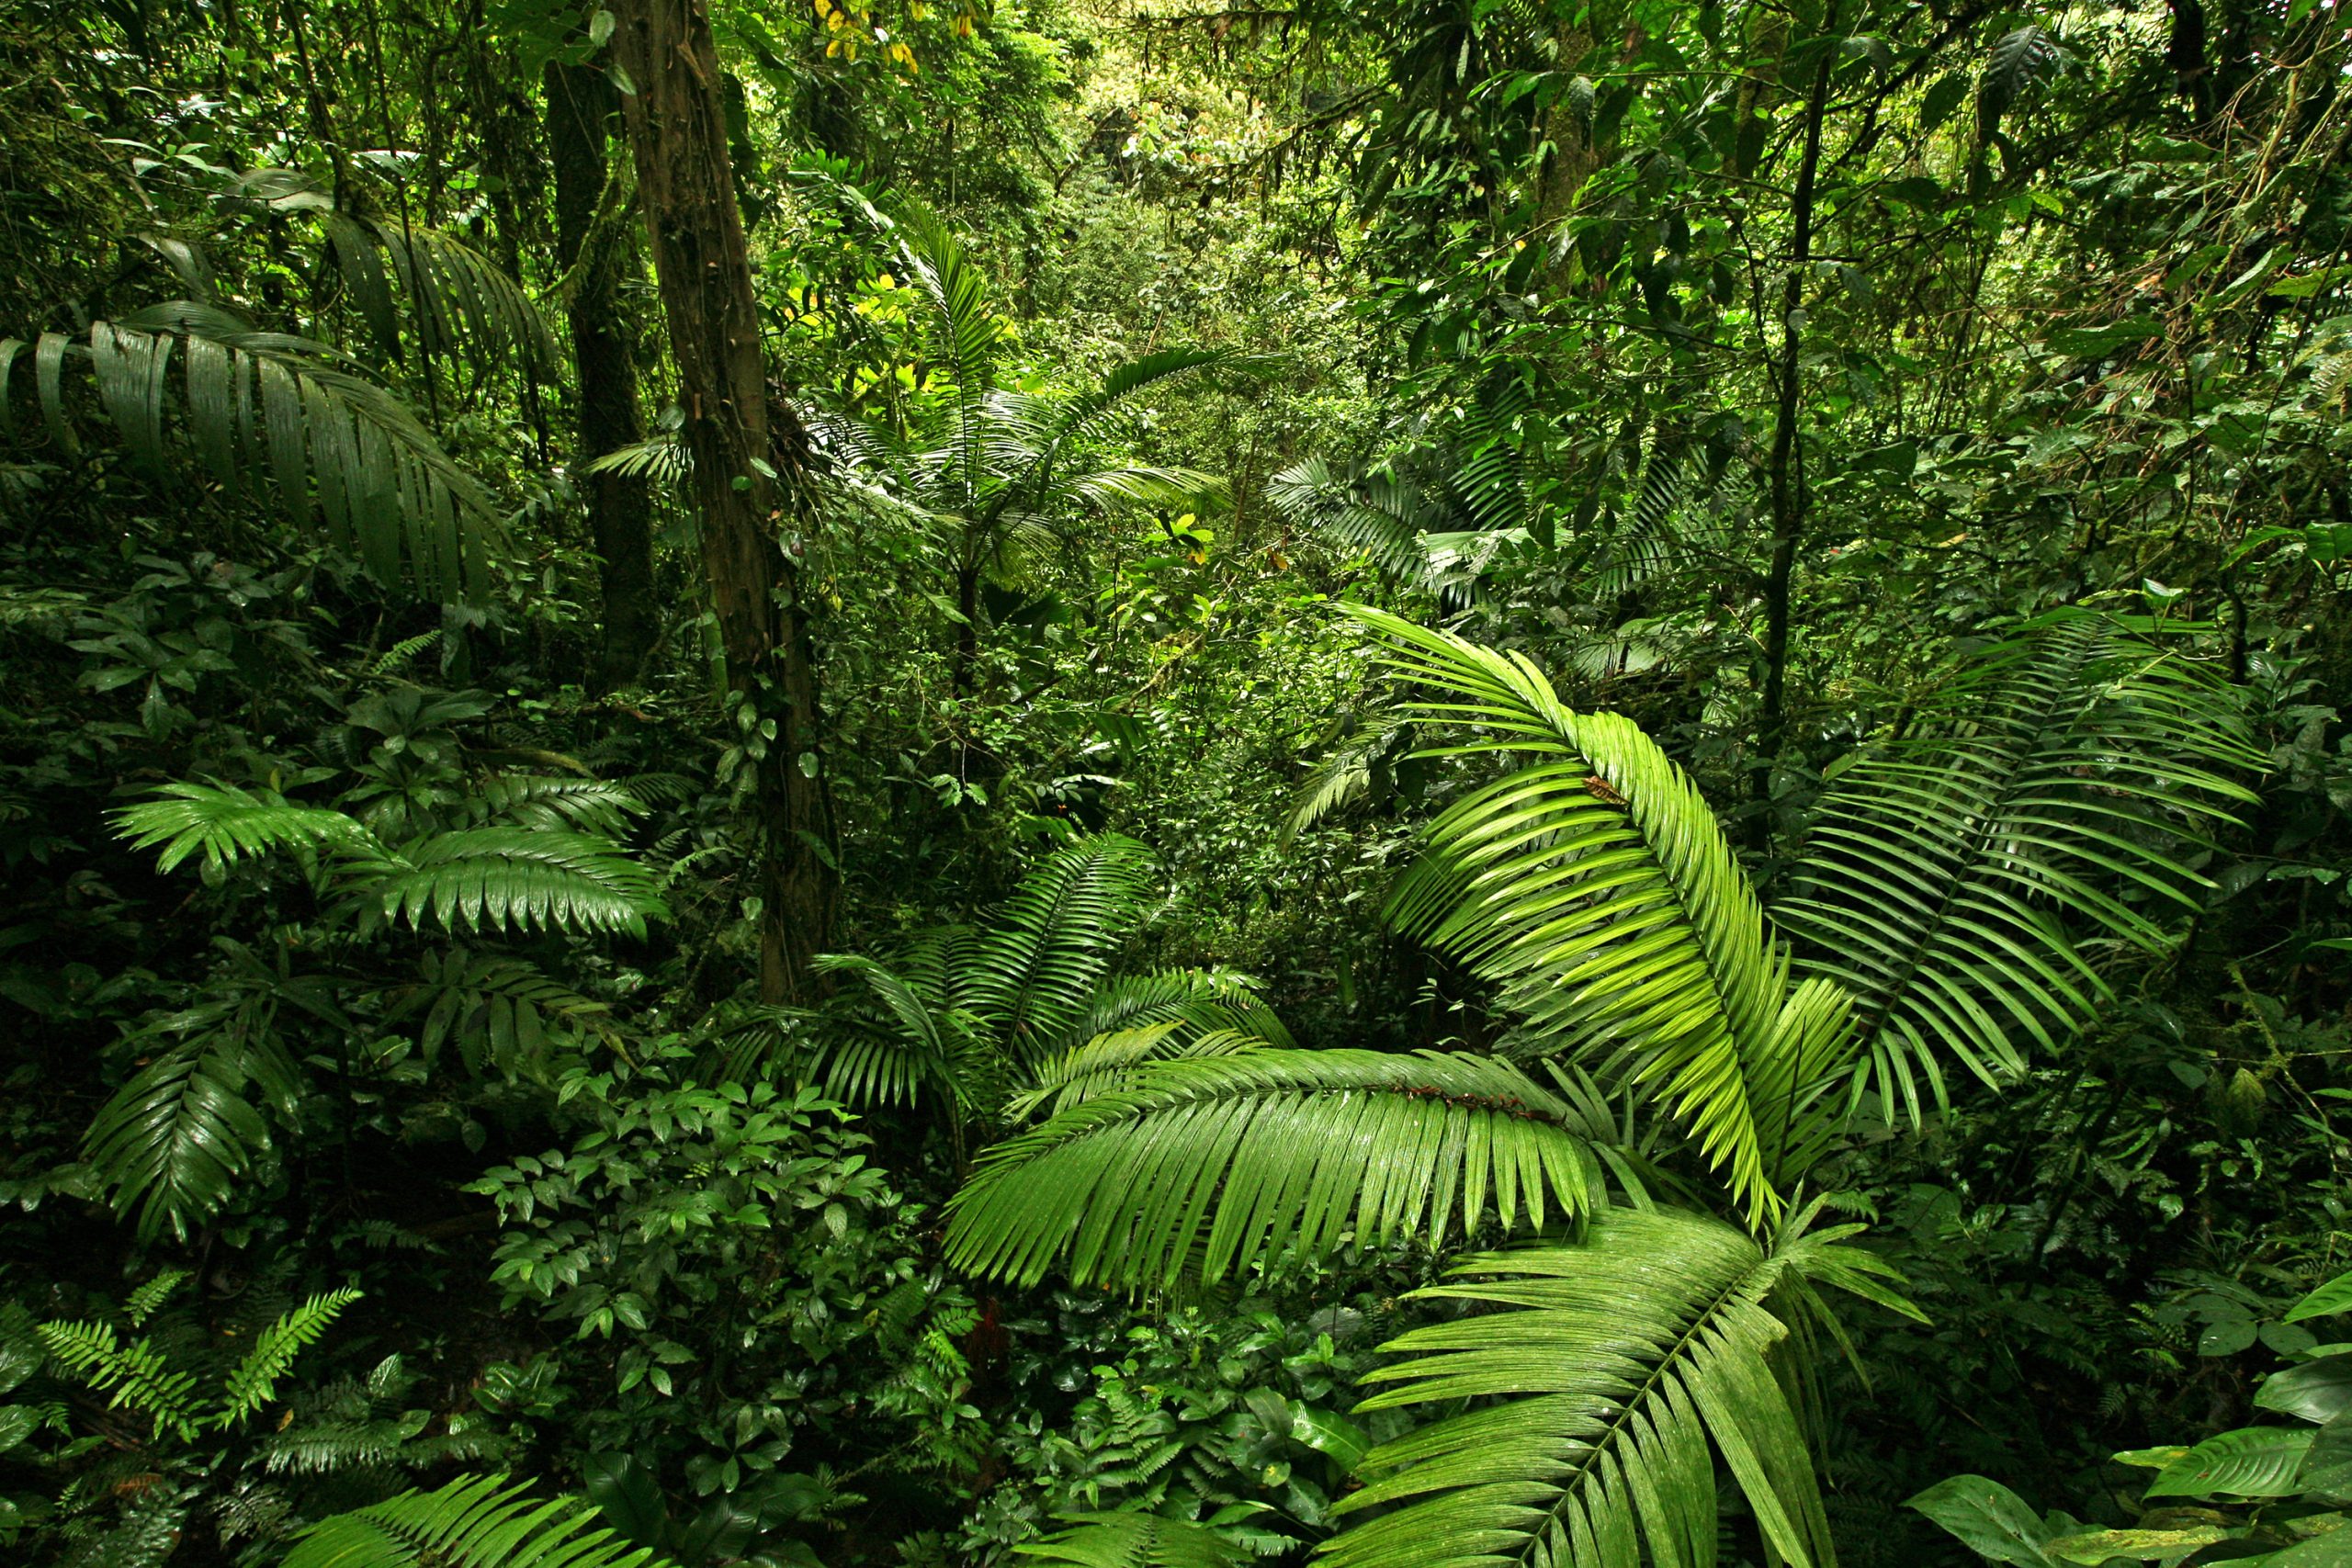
941, 606, 2259, 1566
729, 832, 1291, 1163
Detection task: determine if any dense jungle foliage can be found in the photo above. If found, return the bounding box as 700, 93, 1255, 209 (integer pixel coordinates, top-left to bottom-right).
3, 0, 2352, 1562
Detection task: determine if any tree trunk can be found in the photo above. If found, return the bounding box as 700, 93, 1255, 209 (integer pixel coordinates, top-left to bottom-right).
546, 58, 658, 689
1752, 19, 1837, 844
609, 0, 835, 1000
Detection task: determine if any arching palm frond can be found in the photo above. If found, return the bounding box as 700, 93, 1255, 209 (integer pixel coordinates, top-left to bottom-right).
322, 212, 559, 374
1266, 458, 1442, 583
1326, 1208, 1841, 1568
944, 1048, 1601, 1290
83, 1017, 302, 1246
1017, 1512, 1253, 1568
1060, 969, 1295, 1055
958, 832, 1162, 1064
2, 302, 501, 598
113, 781, 374, 872
1009, 1023, 1268, 1122
464, 774, 649, 836
995, 347, 1261, 490
115, 784, 667, 940
355, 828, 670, 939
793, 944, 995, 1109
1775, 609, 2262, 1120
1352, 606, 1802, 1224
283, 1473, 675, 1568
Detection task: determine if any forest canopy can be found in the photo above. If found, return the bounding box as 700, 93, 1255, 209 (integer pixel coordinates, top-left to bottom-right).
2, 0, 2350, 1563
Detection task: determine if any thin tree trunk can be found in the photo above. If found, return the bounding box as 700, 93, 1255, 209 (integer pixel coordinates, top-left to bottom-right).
610, 0, 835, 1000
546, 58, 657, 688
1752, 26, 1837, 843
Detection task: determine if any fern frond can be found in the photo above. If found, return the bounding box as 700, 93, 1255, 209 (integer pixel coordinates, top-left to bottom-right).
111, 782, 374, 874
122, 1270, 190, 1329
283, 1472, 674, 1568
944, 1048, 1600, 1290
1326, 1208, 1836, 1568
218, 1288, 363, 1429
36, 1320, 202, 1444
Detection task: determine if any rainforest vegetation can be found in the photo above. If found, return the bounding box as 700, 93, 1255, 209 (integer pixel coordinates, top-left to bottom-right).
2, 0, 2351, 1562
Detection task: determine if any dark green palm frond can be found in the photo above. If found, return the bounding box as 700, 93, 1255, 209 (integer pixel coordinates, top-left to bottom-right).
1057, 969, 1294, 1054
5, 304, 501, 597
1775, 610, 2261, 1118
283, 1473, 675, 1568
582, 432, 690, 485
1266, 458, 1438, 582
84, 1025, 302, 1245
997, 347, 1261, 486
797, 948, 992, 1109
355, 828, 670, 939
944, 1048, 1600, 1290
1352, 607, 1792, 1223
218, 1288, 363, 1428
323, 212, 559, 373
1009, 1023, 1268, 1122
465, 775, 648, 836
394, 949, 618, 1076
1016, 1512, 1253, 1568
112, 782, 374, 873
1064, 465, 1227, 513
959, 833, 1161, 1064
1327, 1208, 1837, 1568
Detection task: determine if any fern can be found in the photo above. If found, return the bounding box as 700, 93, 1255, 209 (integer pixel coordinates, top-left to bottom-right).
218, 1289, 364, 1428
35, 1320, 202, 1444
83, 1030, 300, 1244
121, 1271, 189, 1330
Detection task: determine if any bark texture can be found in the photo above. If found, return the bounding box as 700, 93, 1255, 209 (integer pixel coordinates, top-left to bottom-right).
545, 57, 657, 689
609, 0, 835, 999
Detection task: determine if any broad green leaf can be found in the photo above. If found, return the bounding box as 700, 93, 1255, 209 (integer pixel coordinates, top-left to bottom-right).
1905, 1474, 2064, 1568
2260, 1357, 2352, 1425
2289, 1274, 2352, 1324
2145, 1427, 2316, 1499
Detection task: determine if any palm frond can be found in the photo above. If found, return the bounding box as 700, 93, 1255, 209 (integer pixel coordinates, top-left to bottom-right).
465, 775, 648, 836
355, 828, 671, 939
797, 947, 992, 1108
282, 1472, 674, 1568
218, 1288, 363, 1428
1352, 606, 1793, 1223
944, 1048, 1600, 1290
1009, 1023, 1269, 1122
5, 303, 503, 597
1326, 1208, 1837, 1568
958, 833, 1161, 1065
1001, 347, 1262, 489
323, 212, 559, 373
1774, 610, 2261, 1118
1265, 458, 1435, 581
84, 1028, 301, 1244
1059, 968, 1293, 1054
1017, 1512, 1253, 1568
1065, 465, 1227, 513
112, 781, 376, 874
